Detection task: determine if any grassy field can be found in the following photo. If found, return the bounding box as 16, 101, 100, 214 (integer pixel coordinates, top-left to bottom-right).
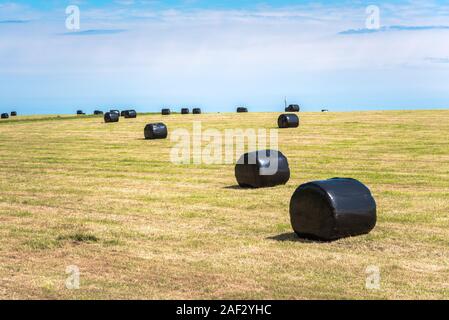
0, 110, 448, 300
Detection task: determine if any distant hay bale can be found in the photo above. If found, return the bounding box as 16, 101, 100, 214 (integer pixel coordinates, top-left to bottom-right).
110, 110, 120, 117
120, 111, 126, 117
93, 110, 103, 115
321, 109, 329, 112
123, 110, 137, 118
10, 111, 17, 117
237, 107, 248, 113
162, 109, 171, 115
144, 123, 168, 140
181, 108, 190, 114
278, 114, 299, 128
235, 150, 290, 188
104, 112, 119, 123
1, 113, 9, 119
285, 104, 300, 112
76, 110, 85, 115
290, 178, 377, 241
192, 108, 202, 114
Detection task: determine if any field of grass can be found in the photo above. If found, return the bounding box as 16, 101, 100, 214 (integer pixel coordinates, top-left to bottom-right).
0, 110, 448, 300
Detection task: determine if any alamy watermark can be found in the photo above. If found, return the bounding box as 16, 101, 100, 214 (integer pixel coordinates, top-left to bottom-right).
65, 265, 80, 290
170, 122, 280, 175
365, 265, 381, 290
65, 5, 81, 31
365, 5, 381, 30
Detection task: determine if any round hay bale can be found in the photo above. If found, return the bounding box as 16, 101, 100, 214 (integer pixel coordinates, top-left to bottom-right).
144, 123, 168, 140
290, 178, 377, 241
235, 150, 290, 188
123, 110, 137, 118
181, 108, 190, 115
10, 111, 17, 117
321, 109, 329, 113
192, 108, 202, 114
104, 112, 119, 123
278, 114, 299, 128
120, 111, 126, 117
162, 109, 171, 115
110, 110, 120, 117
93, 110, 104, 115
237, 107, 248, 113
1, 113, 9, 119
285, 104, 300, 112
76, 110, 85, 115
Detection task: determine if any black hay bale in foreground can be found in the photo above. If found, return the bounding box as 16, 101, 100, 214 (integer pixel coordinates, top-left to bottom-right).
123, 110, 137, 118
290, 178, 377, 241
285, 104, 300, 112
181, 108, 190, 114
93, 110, 103, 115
1, 113, 9, 119
237, 107, 248, 113
104, 112, 119, 123
278, 114, 299, 128
10, 111, 17, 116
162, 109, 171, 115
235, 150, 290, 188
144, 123, 168, 140
192, 108, 202, 114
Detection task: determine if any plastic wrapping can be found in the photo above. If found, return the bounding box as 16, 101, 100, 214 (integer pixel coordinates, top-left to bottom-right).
93, 110, 103, 115
104, 112, 119, 123
123, 110, 137, 118
110, 110, 120, 117
237, 107, 248, 113
144, 123, 168, 140
1, 113, 9, 119
235, 150, 290, 188
285, 104, 300, 112
181, 108, 190, 114
290, 178, 377, 241
278, 114, 299, 128
193, 108, 202, 114
10, 111, 17, 117
76, 110, 85, 115
162, 109, 171, 115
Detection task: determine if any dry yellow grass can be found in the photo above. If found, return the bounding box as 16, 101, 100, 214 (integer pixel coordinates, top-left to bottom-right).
0, 110, 448, 299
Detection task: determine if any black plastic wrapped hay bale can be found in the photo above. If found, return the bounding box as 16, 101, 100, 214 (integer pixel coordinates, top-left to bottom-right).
93, 110, 103, 115
110, 110, 120, 117
104, 112, 119, 123
76, 110, 85, 115
123, 110, 137, 118
1, 113, 9, 119
237, 107, 248, 113
181, 108, 190, 115
278, 114, 299, 128
285, 104, 300, 112
10, 111, 17, 117
289, 178, 377, 241
235, 150, 290, 188
162, 109, 171, 115
144, 123, 168, 140
192, 108, 202, 114
120, 111, 126, 116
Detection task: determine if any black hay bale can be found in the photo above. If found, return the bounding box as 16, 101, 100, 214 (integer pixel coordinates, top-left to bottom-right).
192, 108, 202, 114
93, 110, 103, 115
110, 110, 120, 117
235, 150, 290, 188
104, 112, 119, 123
144, 123, 168, 140
322, 109, 329, 113
1, 113, 9, 119
237, 107, 248, 113
120, 111, 126, 116
289, 178, 377, 241
285, 104, 300, 112
123, 110, 137, 118
10, 111, 17, 116
162, 109, 171, 115
278, 114, 299, 128
76, 110, 85, 115
181, 108, 190, 114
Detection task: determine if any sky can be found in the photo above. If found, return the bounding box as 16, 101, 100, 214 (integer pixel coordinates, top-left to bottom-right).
0, 0, 449, 115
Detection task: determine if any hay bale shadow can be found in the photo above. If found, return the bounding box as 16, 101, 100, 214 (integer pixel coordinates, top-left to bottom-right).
267, 232, 329, 243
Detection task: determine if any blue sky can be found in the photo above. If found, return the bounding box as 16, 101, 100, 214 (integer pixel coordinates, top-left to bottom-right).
1, 0, 449, 114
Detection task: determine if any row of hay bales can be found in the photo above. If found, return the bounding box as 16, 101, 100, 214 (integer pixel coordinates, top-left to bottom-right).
1, 111, 17, 119
103, 110, 375, 241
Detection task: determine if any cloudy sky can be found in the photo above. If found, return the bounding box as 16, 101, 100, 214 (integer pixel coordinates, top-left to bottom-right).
1, 0, 449, 114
